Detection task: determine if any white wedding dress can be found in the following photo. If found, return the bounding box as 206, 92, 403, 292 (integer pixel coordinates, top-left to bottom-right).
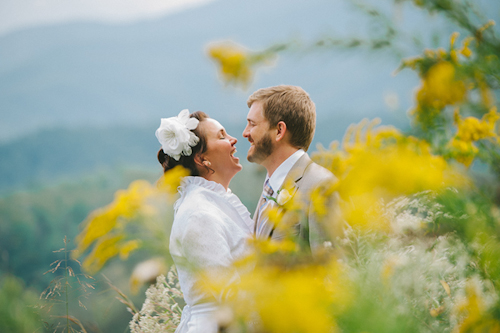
170, 176, 253, 333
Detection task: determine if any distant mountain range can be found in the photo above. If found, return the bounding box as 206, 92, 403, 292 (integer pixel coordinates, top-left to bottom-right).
4, 0, 487, 191
0, 0, 421, 140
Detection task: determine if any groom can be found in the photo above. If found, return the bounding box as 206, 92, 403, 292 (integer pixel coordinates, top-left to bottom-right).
243, 85, 339, 254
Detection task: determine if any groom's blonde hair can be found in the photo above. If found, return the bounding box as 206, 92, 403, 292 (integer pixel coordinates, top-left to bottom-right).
247, 85, 316, 151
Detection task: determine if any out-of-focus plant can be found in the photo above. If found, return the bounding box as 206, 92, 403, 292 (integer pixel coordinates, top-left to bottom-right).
207, 41, 281, 88
314, 119, 468, 231
73, 166, 188, 280
201, 188, 499, 332
38, 236, 95, 332
129, 266, 184, 333
397, 25, 500, 172
67, 167, 188, 329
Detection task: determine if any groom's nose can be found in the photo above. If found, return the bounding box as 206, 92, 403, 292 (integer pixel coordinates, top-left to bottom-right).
242, 125, 249, 138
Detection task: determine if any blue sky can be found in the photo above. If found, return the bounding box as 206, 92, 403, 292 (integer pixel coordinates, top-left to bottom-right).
0, 0, 214, 36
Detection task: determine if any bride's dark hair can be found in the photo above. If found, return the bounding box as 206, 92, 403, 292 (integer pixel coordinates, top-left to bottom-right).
157, 111, 209, 175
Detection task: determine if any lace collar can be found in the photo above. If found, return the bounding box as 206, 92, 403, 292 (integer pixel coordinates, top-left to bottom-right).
175, 176, 252, 228
179, 176, 230, 196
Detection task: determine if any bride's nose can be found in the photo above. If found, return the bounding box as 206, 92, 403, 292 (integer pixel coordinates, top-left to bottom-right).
229, 135, 237, 145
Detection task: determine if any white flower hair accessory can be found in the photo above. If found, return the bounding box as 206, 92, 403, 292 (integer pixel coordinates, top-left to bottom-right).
155, 109, 200, 161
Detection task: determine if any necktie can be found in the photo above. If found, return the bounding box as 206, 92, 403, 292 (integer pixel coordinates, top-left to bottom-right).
255, 179, 275, 238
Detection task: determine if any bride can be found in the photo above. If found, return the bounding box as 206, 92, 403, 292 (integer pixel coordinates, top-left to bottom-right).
155, 109, 253, 332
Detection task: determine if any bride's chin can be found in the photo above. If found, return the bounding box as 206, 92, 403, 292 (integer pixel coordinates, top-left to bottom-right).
230, 165, 243, 178
233, 166, 243, 175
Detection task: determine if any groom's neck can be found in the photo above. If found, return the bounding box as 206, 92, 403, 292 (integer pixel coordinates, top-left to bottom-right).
263, 146, 299, 177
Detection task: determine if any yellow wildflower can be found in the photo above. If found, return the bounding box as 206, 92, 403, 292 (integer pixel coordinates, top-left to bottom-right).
312, 141, 349, 177
453, 280, 500, 332
401, 56, 421, 70
220, 262, 351, 332
208, 43, 253, 87
316, 119, 466, 231
75, 180, 156, 255
456, 107, 499, 142
82, 234, 124, 273
157, 165, 190, 195
460, 37, 474, 58
447, 107, 499, 167
416, 61, 466, 110
449, 32, 460, 63
251, 238, 298, 255
119, 239, 142, 260
447, 138, 478, 167
476, 20, 495, 41
437, 47, 447, 59
264, 206, 284, 227
450, 32, 460, 48
310, 184, 337, 218
339, 140, 455, 199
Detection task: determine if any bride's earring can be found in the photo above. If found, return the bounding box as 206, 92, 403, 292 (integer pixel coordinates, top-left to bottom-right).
203, 160, 214, 174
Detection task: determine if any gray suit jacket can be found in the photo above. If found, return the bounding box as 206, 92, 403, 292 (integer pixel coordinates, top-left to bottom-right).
253, 153, 339, 254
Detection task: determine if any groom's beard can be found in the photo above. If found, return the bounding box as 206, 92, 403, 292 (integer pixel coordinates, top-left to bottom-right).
247, 133, 274, 164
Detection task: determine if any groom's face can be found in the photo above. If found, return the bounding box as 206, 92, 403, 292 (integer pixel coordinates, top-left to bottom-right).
243, 101, 274, 164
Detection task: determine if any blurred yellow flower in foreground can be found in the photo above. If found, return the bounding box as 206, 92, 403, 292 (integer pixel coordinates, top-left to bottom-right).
314, 119, 466, 231
448, 107, 500, 167
74, 166, 189, 273
81, 234, 124, 273
456, 107, 499, 142
157, 165, 190, 195
454, 280, 500, 332
213, 261, 351, 333
74, 180, 156, 255
251, 237, 298, 255
414, 61, 466, 112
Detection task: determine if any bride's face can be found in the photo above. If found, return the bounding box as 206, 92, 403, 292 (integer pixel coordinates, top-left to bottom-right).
200, 118, 242, 181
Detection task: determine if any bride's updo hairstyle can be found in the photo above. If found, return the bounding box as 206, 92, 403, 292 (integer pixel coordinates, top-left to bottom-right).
157, 111, 209, 175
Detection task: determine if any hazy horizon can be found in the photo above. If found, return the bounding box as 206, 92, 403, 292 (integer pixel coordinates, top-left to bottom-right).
0, 0, 215, 36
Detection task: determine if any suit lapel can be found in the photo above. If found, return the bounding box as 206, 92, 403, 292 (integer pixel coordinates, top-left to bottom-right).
267, 154, 313, 238
280, 153, 313, 193
254, 153, 313, 238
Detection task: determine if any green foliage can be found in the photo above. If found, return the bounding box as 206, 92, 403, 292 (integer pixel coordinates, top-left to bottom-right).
0, 274, 41, 333
0, 168, 158, 290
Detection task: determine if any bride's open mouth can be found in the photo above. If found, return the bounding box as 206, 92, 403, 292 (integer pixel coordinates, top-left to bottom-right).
231, 149, 240, 161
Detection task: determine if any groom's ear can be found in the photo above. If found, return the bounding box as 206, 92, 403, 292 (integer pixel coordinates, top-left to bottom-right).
275, 121, 287, 142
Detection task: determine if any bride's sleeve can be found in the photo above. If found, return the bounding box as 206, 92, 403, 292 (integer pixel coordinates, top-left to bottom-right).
180, 211, 238, 301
